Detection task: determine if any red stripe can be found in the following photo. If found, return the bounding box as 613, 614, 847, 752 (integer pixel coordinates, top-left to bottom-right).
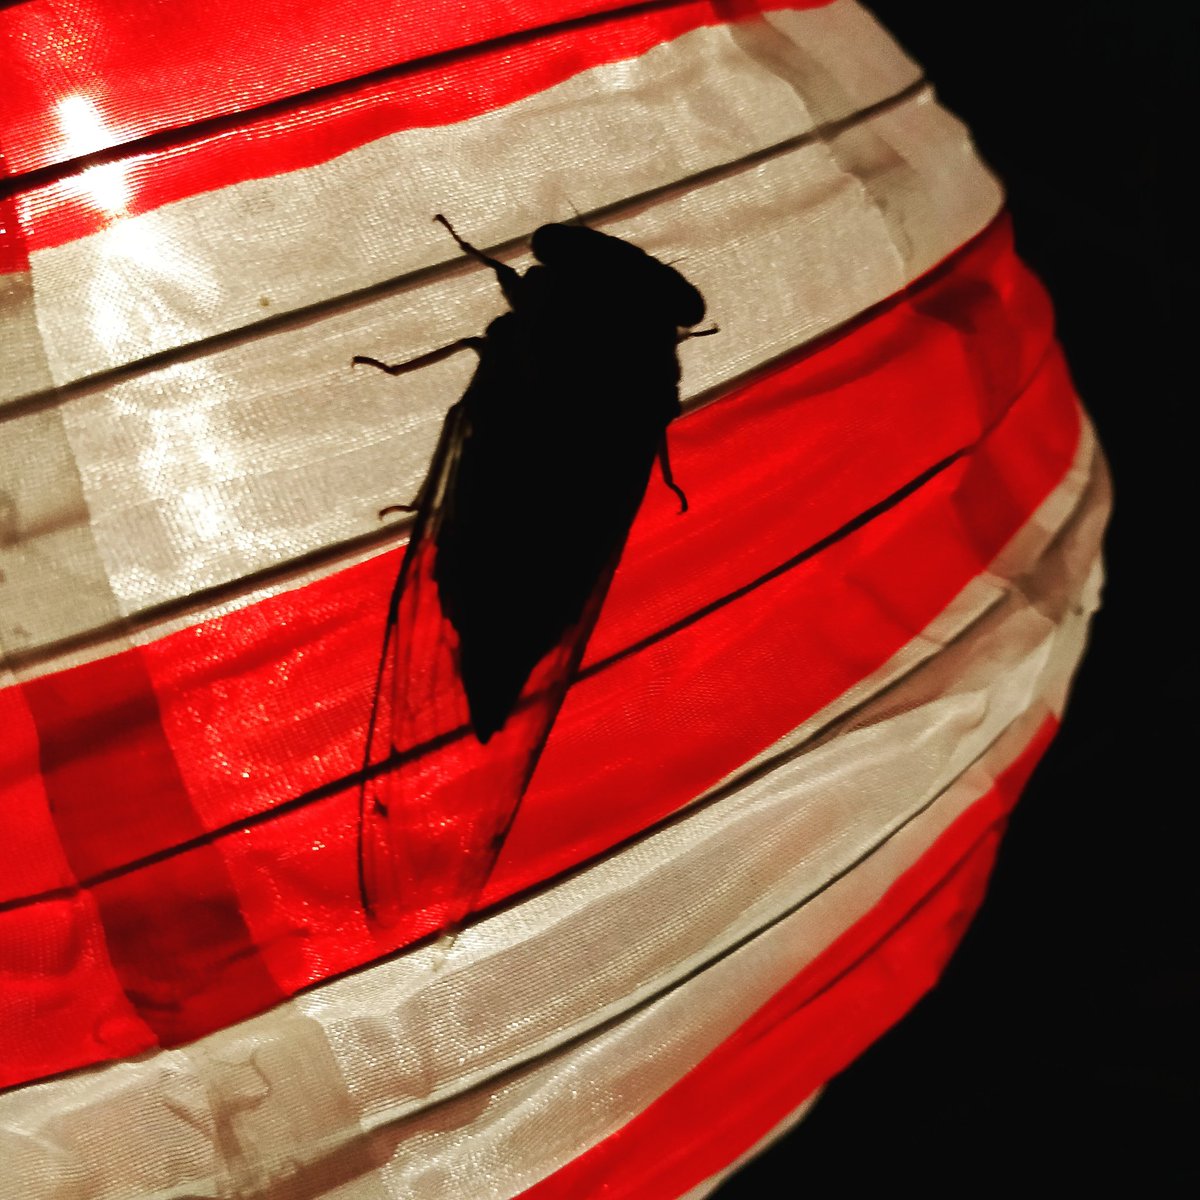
23, 655, 286, 1044
0, 218, 1081, 1086
4, 0, 816, 257
0, 147, 30, 274
0, 215, 1046, 894
518, 717, 1059, 1199
494, 348, 1077, 904
2, 2, 805, 176
13, 2, 740, 255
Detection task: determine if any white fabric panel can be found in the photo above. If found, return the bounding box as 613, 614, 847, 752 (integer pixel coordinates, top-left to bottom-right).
10, 1, 921, 395
0, 290, 131, 679
0, 427, 1107, 1199
0, 268, 49, 402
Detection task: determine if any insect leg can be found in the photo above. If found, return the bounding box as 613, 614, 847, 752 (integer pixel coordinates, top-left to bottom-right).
657, 435, 689, 514
433, 214, 522, 297
677, 324, 720, 343
352, 337, 485, 376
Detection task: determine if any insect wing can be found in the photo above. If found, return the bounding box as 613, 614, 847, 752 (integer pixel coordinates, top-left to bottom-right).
358, 406, 618, 941
357, 402, 464, 932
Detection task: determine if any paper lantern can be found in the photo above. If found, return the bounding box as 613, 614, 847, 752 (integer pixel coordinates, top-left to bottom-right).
0, 0, 1108, 1194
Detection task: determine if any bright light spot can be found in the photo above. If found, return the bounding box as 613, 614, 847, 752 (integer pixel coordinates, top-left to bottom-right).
56, 95, 130, 216
177, 484, 226, 543
86, 213, 221, 357
76, 162, 130, 216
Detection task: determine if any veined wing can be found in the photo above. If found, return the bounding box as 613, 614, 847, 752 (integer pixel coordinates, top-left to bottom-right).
357, 402, 623, 941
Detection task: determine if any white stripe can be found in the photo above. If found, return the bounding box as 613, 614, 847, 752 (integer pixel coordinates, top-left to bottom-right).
0, 425, 1107, 1198
9, 2, 921, 397
0, 348, 130, 679
0, 269, 49, 403
1, 83, 1000, 662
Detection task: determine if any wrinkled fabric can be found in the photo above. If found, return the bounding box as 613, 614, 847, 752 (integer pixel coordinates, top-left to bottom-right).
2, 431, 1106, 1191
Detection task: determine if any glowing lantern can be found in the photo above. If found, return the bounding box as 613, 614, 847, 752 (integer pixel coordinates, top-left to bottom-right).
0, 1, 1107, 1194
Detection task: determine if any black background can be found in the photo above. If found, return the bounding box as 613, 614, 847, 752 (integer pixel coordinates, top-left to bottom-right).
717, 2, 1194, 1191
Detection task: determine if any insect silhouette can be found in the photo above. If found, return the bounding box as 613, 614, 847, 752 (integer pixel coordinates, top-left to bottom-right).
354, 214, 714, 938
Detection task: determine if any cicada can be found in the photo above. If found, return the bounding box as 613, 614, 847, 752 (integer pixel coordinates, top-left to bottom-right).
355, 214, 712, 938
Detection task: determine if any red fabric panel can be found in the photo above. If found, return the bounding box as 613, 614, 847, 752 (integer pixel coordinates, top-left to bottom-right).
0, 218, 1081, 1085
0, 1, 698, 174
0, 0, 817, 183
0, 890, 151, 1081
0, 147, 30, 274
518, 718, 1059, 1200
495, 353, 1077, 903
0, 685, 163, 1077
12, 0, 790, 255
0, 0, 816, 204
23, 656, 285, 1044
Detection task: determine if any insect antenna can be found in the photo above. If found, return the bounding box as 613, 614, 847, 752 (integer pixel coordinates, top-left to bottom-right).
434, 213, 520, 294
563, 195, 590, 227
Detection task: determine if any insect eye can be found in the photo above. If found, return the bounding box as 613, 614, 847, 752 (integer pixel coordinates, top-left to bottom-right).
667, 281, 706, 328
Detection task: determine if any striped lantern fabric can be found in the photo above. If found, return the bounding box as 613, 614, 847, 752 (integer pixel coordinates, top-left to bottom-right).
0, 1, 1109, 1195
